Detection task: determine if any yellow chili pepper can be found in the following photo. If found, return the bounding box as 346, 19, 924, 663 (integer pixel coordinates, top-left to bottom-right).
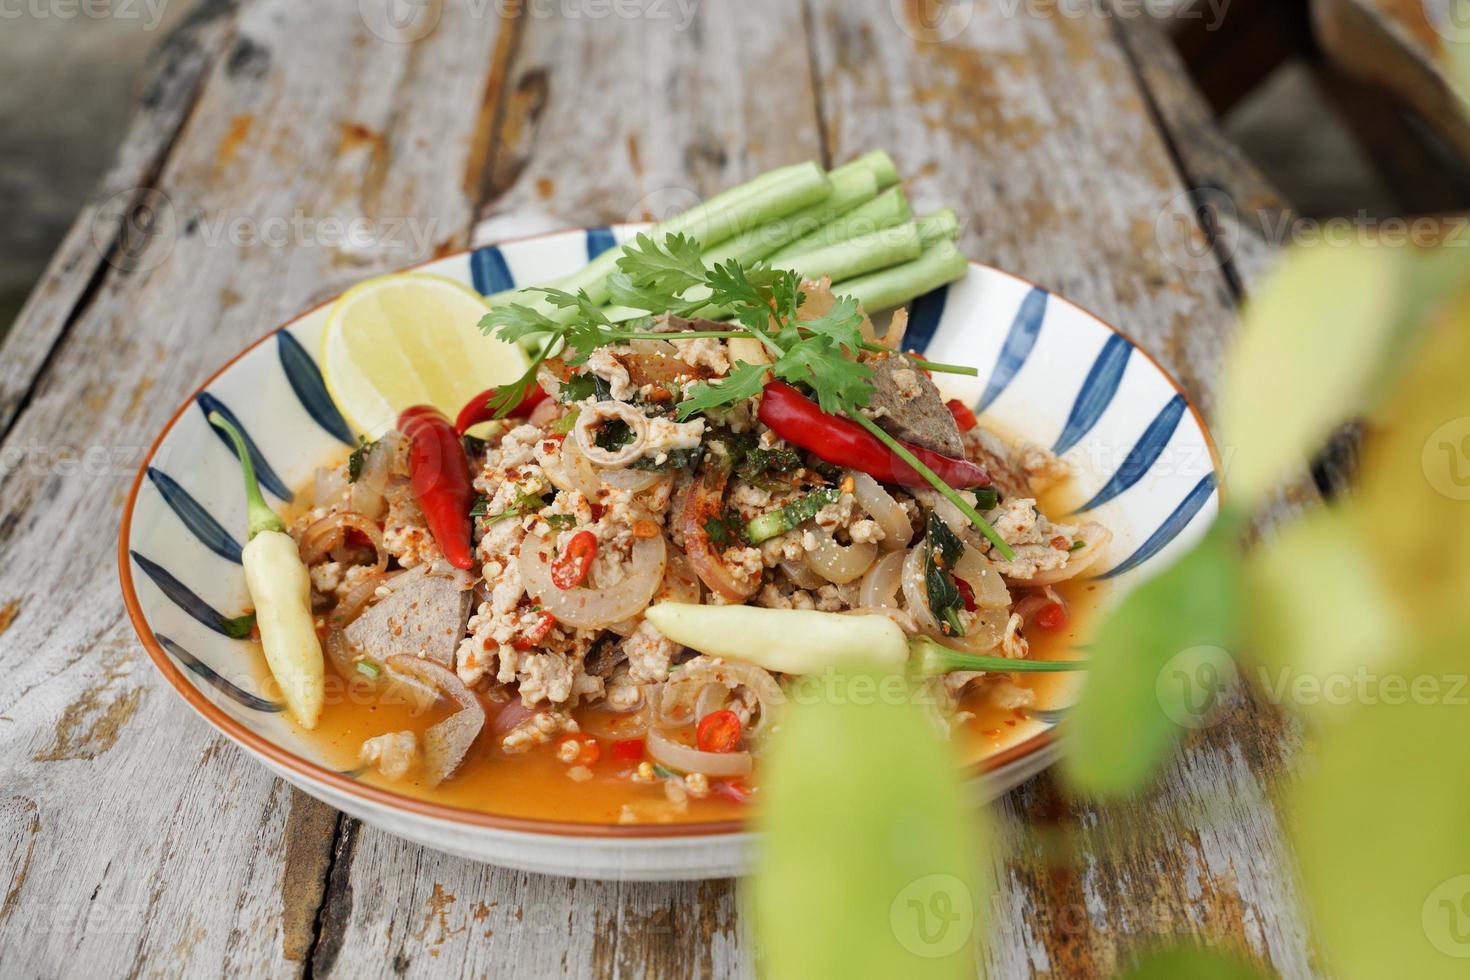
210, 413, 324, 728
644, 603, 1089, 677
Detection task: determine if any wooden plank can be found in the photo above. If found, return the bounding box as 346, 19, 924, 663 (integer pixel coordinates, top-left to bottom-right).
0, 1, 511, 975
316, 3, 823, 976
0, 0, 239, 436
805, 2, 1315, 976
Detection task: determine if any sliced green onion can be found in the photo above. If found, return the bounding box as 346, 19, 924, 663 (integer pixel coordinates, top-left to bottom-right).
356, 659, 382, 680
910, 638, 1088, 677
745, 488, 842, 544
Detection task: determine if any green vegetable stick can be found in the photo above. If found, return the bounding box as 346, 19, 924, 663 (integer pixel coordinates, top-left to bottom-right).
784, 220, 923, 284
837, 239, 969, 314
916, 207, 960, 248
702, 168, 879, 267
829, 149, 900, 191
488, 162, 832, 319
770, 187, 912, 259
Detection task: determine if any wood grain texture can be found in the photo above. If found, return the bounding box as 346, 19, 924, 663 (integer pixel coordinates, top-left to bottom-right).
0, 1, 508, 975
0, 1, 1318, 977
806, 2, 1314, 976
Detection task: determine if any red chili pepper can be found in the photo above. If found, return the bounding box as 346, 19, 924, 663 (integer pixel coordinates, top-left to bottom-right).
550, 531, 598, 590
945, 398, 978, 432
454, 383, 548, 435
612, 738, 646, 763
512, 610, 557, 650
398, 405, 475, 570
954, 577, 978, 613
757, 383, 990, 489
696, 710, 743, 753
1035, 602, 1069, 632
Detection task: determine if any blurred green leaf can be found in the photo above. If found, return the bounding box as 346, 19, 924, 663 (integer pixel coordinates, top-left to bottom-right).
1118, 945, 1267, 980
1246, 507, 1401, 702
1061, 517, 1240, 799
1220, 243, 1408, 505
1288, 640, 1470, 980
753, 665, 984, 980
1352, 290, 1470, 635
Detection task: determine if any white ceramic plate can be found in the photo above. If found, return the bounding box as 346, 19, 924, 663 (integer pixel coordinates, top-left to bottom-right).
120, 225, 1222, 881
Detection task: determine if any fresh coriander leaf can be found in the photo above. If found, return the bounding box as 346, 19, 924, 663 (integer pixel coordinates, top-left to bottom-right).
533, 287, 612, 327
550, 409, 580, 435
676, 361, 770, 421
616, 232, 707, 295
478, 304, 559, 344
797, 295, 866, 356
775, 340, 874, 414
606, 271, 680, 314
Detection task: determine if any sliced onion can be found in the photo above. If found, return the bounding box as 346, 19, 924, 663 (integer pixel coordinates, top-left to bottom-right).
901, 543, 943, 635
683, 457, 759, 601
580, 702, 652, 740
806, 530, 878, 585
859, 549, 906, 609
939, 610, 1007, 654
384, 656, 485, 785
657, 656, 784, 737
694, 683, 730, 719
1014, 523, 1114, 585
299, 512, 387, 573
331, 569, 402, 627
543, 438, 601, 497
575, 401, 648, 467
490, 698, 535, 736
955, 544, 1010, 608
850, 471, 913, 550
647, 727, 753, 777
779, 558, 826, 591
349, 435, 395, 520
598, 466, 664, 493
520, 531, 667, 629
314, 467, 350, 509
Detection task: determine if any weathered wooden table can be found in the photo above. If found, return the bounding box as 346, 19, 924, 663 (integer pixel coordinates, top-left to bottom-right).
0, 2, 1316, 976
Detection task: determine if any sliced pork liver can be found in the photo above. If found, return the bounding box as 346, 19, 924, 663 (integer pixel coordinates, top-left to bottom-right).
344, 566, 472, 668
865, 352, 965, 457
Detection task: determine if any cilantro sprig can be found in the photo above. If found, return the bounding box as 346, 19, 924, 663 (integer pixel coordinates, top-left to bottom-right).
477, 232, 1013, 559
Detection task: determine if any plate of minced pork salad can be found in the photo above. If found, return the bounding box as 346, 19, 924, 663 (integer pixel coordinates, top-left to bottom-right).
121, 152, 1222, 879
